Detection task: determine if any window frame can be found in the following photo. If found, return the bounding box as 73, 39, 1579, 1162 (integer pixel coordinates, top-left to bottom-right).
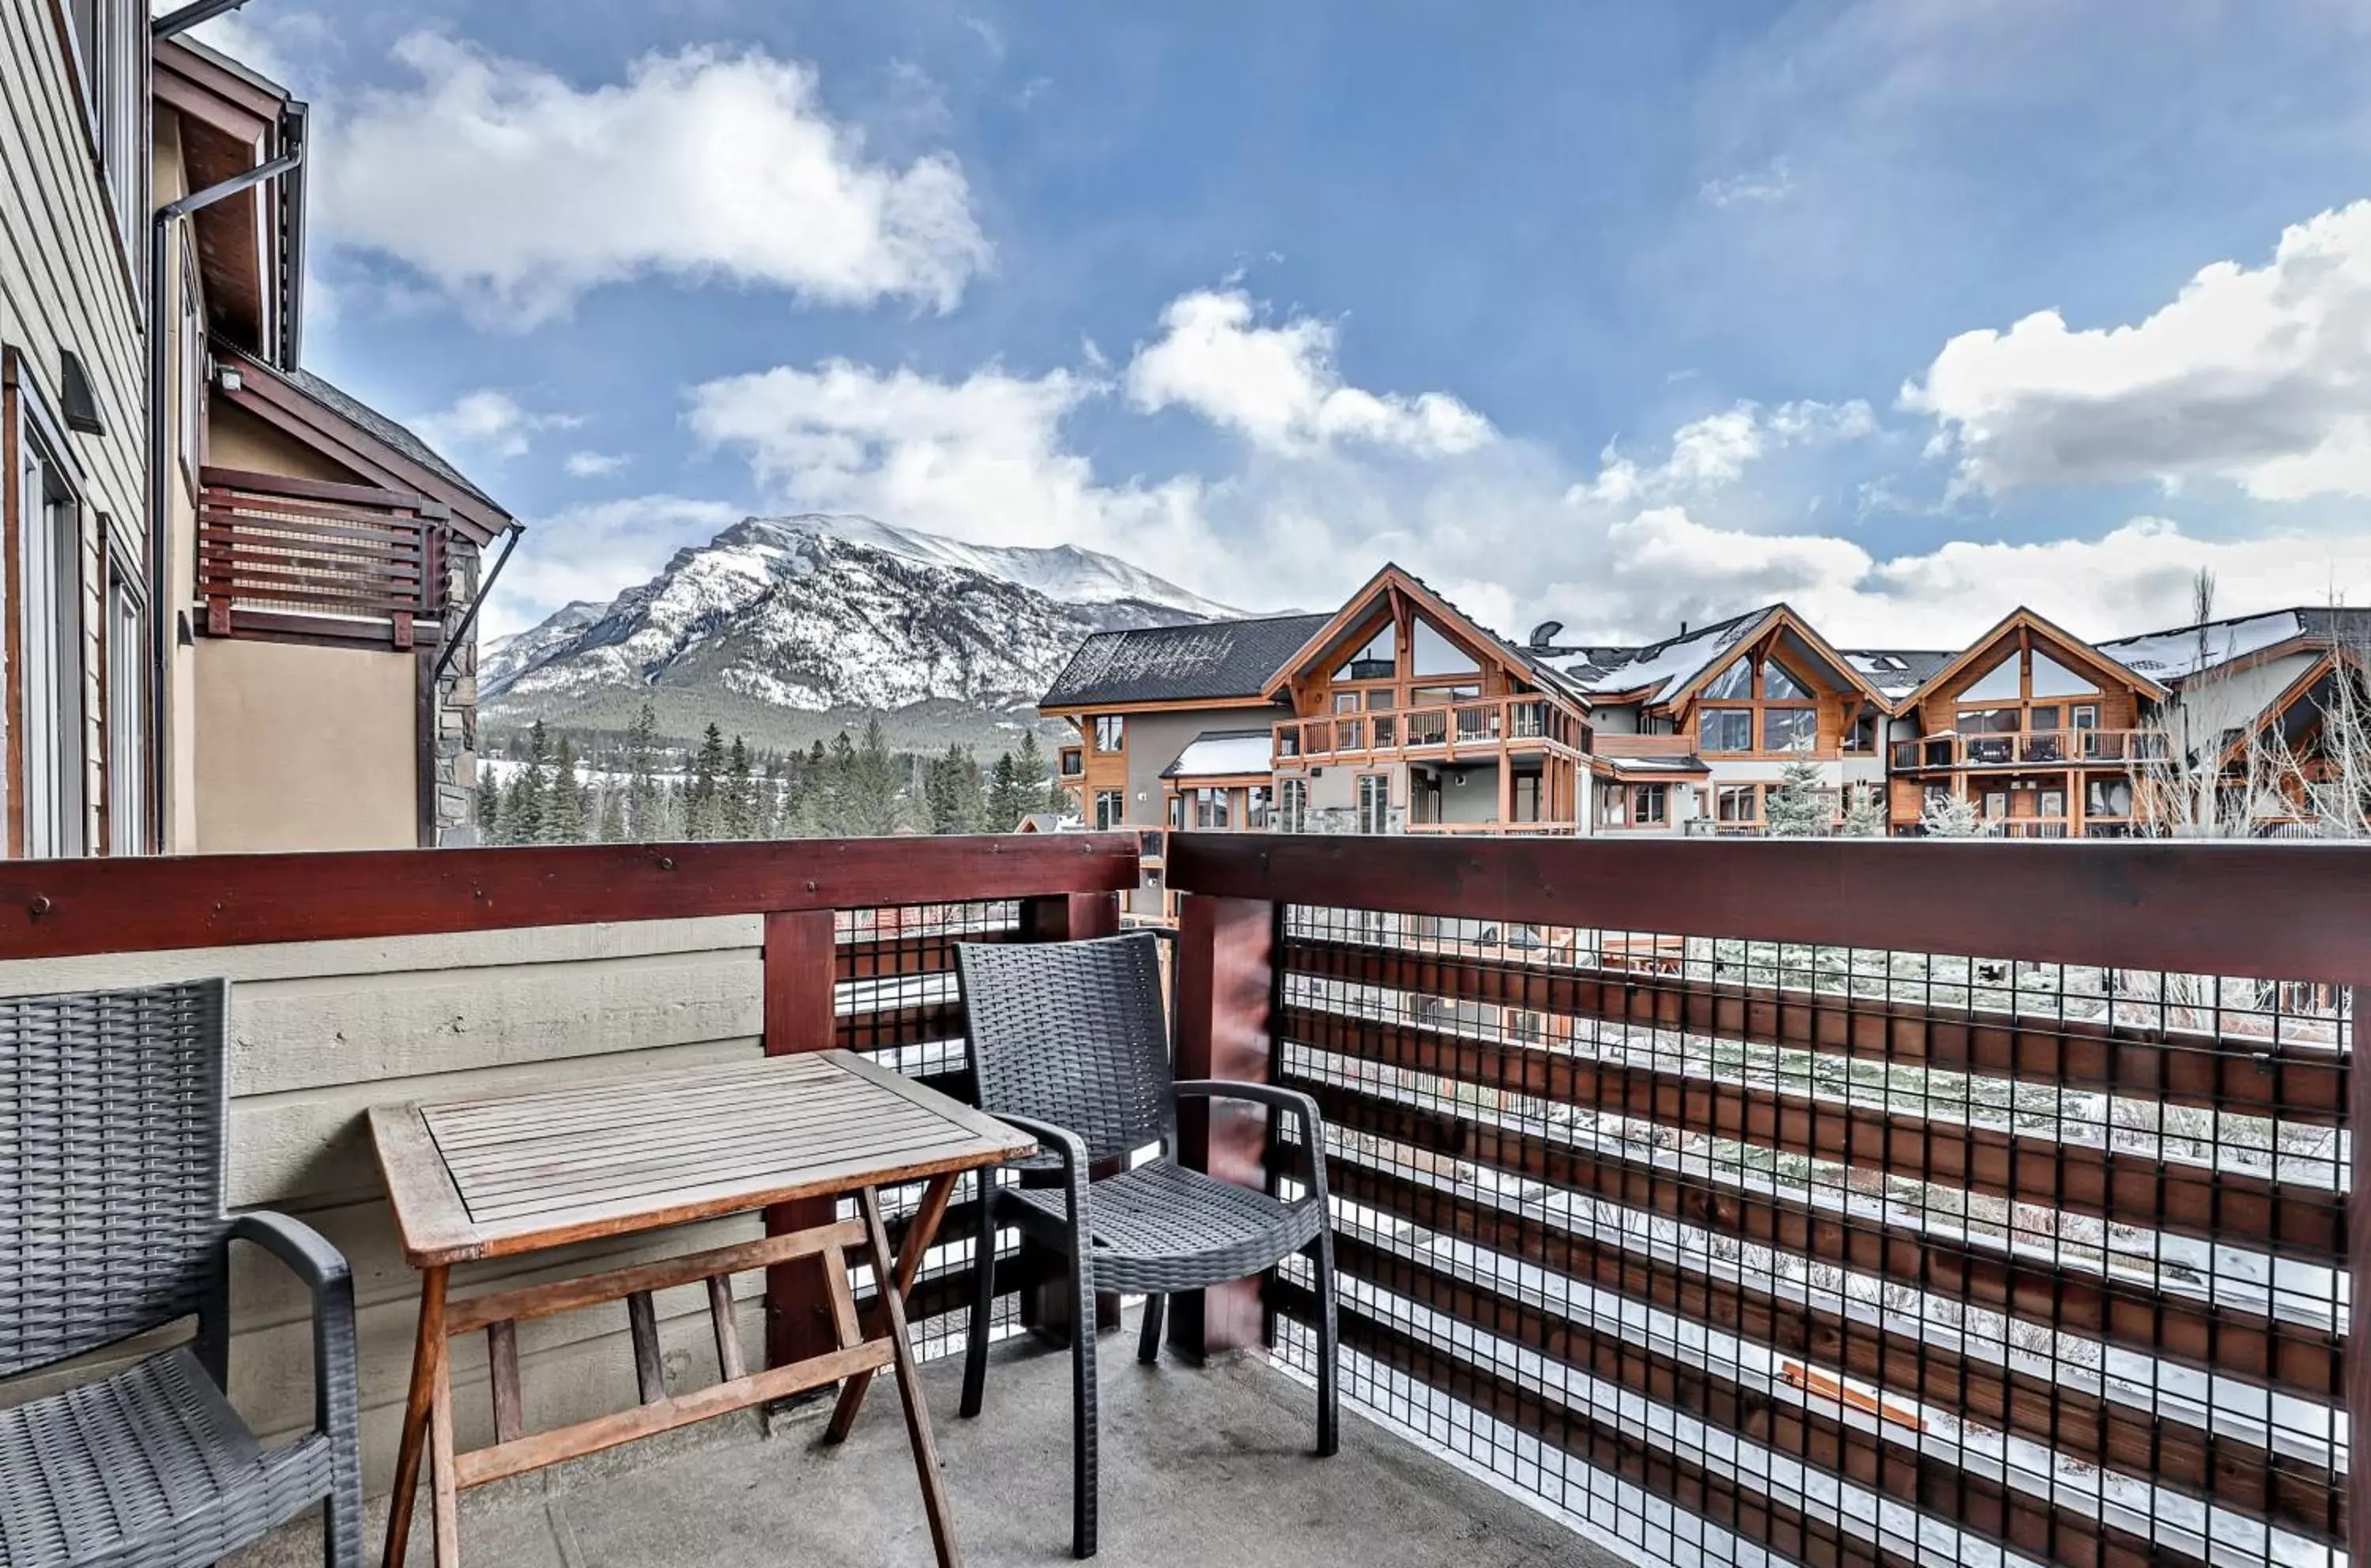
9, 364, 92, 858
1698, 707, 1754, 753
1355, 771, 1390, 835
102, 535, 146, 855
1632, 782, 1668, 824
1762, 707, 1818, 752
1092, 789, 1125, 831
1277, 777, 1307, 833
1091, 714, 1125, 753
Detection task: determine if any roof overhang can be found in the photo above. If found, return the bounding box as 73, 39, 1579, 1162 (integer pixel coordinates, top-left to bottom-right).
1038, 692, 1284, 720
1899, 606, 2169, 708
156, 37, 307, 369
214, 349, 511, 545
1261, 564, 1581, 706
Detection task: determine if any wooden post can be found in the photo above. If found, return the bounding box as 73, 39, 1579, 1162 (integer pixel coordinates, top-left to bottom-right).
2349, 984, 2369, 1568
763, 908, 841, 1370
1015, 892, 1122, 1336
1167, 891, 1277, 1359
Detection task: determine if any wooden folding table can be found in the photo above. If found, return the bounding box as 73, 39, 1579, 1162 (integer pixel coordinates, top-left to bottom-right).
368, 1050, 1034, 1568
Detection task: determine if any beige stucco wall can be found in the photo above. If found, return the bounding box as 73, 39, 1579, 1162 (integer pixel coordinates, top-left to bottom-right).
194, 638, 418, 852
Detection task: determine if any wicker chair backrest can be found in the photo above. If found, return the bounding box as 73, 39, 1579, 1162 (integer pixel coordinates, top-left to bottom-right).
956, 933, 1174, 1163
0, 980, 230, 1377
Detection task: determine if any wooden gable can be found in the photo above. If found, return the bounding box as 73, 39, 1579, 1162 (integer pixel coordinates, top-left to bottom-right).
1265, 565, 1551, 718
1906, 609, 2163, 736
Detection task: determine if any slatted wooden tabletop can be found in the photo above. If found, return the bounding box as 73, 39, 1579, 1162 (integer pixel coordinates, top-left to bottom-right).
370, 1050, 1035, 1266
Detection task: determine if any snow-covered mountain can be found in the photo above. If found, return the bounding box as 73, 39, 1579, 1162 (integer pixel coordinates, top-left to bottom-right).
481, 514, 1235, 742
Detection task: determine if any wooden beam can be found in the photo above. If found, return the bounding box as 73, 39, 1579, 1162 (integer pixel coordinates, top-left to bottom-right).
1167, 893, 1277, 1359
1165, 833, 2371, 987
0, 834, 1138, 960
763, 909, 842, 1371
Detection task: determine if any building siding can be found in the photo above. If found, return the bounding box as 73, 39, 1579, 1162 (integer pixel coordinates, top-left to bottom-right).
0, 0, 148, 855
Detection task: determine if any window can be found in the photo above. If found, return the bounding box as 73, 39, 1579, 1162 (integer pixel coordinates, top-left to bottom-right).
1961, 654, 2022, 702
1336, 624, 1397, 681
2029, 652, 2095, 699
1188, 787, 1231, 829
179, 245, 205, 485
16, 414, 88, 858
1762, 708, 1816, 752
1058, 746, 1084, 778
104, 558, 145, 855
2086, 778, 2132, 818
1246, 785, 1272, 830
1715, 785, 1758, 824
1409, 684, 1480, 706
1762, 660, 1811, 700
1277, 778, 1307, 833
1410, 618, 1479, 676
1093, 790, 1125, 830
1699, 708, 1754, 752
1511, 771, 1541, 822
64, 0, 145, 251
2029, 705, 2061, 730
1333, 692, 1362, 714
1957, 707, 2020, 734
1845, 709, 1876, 752
1093, 714, 1125, 752
1632, 783, 1668, 824
1355, 774, 1390, 835
1704, 658, 1753, 700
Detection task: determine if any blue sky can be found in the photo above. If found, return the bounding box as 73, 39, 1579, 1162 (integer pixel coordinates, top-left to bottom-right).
198, 1, 2371, 646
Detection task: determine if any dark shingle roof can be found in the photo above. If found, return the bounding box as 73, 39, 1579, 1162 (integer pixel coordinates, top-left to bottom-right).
283, 366, 503, 513
1040, 613, 1331, 709
1838, 648, 1956, 701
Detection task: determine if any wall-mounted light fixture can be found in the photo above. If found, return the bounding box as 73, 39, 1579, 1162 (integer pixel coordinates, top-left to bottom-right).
216, 363, 243, 394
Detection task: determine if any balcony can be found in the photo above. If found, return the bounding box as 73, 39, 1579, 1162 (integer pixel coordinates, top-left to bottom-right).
198, 466, 450, 648
1891, 727, 2169, 771
0, 833, 2358, 1568
1274, 696, 1583, 767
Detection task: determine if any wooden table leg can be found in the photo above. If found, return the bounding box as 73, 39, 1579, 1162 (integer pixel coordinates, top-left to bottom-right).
428, 1291, 462, 1568
825, 1172, 958, 1442
854, 1183, 965, 1568
384, 1265, 449, 1568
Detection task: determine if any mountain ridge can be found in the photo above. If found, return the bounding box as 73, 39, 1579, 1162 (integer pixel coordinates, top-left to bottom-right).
481, 514, 1235, 749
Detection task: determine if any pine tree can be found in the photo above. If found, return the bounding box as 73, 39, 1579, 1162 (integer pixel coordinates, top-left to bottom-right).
1919, 789, 1990, 838
505, 722, 554, 845
924, 745, 986, 834
1762, 747, 1832, 838
985, 751, 1024, 831
685, 723, 728, 840
596, 785, 628, 842
473, 771, 503, 845
546, 738, 586, 844
624, 701, 662, 841
724, 737, 755, 839
846, 716, 905, 836
1840, 782, 1890, 838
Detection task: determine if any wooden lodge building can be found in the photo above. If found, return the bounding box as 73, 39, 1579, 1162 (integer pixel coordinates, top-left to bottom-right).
3, 9, 514, 858
1041, 565, 2371, 890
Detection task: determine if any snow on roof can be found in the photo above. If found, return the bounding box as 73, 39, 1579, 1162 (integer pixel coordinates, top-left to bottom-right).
2095, 610, 2306, 681
1564, 611, 1769, 703
1607, 756, 1709, 775
1841, 649, 1954, 700
1161, 729, 1276, 779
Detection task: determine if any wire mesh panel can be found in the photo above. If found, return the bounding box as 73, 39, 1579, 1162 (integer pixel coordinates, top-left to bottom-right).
1264, 900, 2350, 1568
835, 900, 1026, 1361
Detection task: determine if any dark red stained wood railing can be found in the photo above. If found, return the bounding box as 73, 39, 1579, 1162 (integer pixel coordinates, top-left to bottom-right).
198, 466, 450, 648
1164, 832, 2370, 1568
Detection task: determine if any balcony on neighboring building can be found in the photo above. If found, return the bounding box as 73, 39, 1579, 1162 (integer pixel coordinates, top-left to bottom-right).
1890, 726, 2169, 771
197, 466, 451, 649
1273, 695, 1586, 767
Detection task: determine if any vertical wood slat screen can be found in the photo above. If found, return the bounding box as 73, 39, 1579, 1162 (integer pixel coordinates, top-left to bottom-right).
1260, 903, 2348, 1568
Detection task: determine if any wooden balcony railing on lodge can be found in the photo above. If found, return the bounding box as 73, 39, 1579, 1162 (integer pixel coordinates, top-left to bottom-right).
1892, 727, 2169, 771
198, 466, 450, 648
1274, 695, 1585, 766
6, 829, 2367, 1568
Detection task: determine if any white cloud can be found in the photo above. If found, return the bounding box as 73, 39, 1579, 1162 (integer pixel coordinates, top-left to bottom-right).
563, 450, 630, 479
488, 495, 744, 637
1905, 199, 2371, 500
412, 389, 580, 461
1700, 156, 1795, 209
319, 34, 991, 326
687, 358, 1220, 589
1124, 288, 1495, 457
1571, 398, 1877, 507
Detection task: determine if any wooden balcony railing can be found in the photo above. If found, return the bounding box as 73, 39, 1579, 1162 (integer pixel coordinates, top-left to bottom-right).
1164, 831, 2367, 1568
1892, 727, 2169, 771
198, 466, 450, 648
1275, 696, 1583, 765
7, 829, 2365, 1568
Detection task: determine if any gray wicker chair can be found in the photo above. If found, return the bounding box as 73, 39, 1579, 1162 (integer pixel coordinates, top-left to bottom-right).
0, 980, 361, 1568
954, 932, 1338, 1560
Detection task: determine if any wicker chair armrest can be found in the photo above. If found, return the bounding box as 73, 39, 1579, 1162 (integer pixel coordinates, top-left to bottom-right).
227, 1211, 360, 1459
228, 1210, 349, 1292
1170, 1080, 1329, 1205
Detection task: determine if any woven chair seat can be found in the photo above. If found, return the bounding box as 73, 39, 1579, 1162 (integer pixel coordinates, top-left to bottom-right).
1003, 1159, 1324, 1295
0, 1348, 332, 1568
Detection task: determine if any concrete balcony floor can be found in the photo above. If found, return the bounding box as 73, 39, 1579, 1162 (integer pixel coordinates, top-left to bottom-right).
237, 1316, 1615, 1568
